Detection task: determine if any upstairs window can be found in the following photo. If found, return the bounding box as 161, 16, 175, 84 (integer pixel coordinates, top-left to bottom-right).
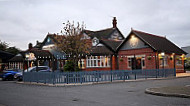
92, 37, 99, 46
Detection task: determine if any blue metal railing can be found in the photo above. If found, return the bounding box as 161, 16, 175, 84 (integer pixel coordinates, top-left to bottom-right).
23, 69, 176, 84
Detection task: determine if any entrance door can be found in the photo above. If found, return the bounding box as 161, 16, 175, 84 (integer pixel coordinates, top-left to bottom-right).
136, 59, 142, 69
131, 58, 142, 70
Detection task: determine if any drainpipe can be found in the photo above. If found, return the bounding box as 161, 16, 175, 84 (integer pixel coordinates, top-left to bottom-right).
110, 54, 112, 71
155, 52, 157, 69
134, 54, 136, 70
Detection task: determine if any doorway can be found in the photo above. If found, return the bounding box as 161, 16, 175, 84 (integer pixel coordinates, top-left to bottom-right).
131, 58, 142, 70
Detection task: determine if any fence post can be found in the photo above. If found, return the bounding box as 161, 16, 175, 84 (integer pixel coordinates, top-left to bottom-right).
53, 72, 56, 85
145, 70, 147, 79
164, 69, 166, 77
135, 71, 136, 80
123, 71, 125, 81
67, 72, 69, 84
37, 72, 39, 83
174, 68, 176, 77
80, 72, 82, 84
111, 70, 112, 82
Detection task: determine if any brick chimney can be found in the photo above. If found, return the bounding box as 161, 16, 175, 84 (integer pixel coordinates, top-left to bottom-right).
112, 17, 117, 28
28, 43, 33, 50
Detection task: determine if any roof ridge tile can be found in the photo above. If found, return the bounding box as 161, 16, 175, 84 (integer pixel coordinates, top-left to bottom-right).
132, 29, 166, 39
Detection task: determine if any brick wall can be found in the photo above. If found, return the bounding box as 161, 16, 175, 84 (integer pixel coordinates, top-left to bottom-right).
118, 48, 156, 70
118, 48, 185, 72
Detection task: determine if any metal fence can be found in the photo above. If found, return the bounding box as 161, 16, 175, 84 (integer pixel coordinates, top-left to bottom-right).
23, 69, 176, 84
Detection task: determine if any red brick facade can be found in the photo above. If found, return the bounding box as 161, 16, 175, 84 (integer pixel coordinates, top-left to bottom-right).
118, 47, 185, 72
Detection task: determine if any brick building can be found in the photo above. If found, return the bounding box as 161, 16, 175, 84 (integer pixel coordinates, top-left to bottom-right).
9, 43, 54, 70
9, 34, 66, 71
117, 29, 187, 73
80, 17, 125, 71
8, 17, 186, 73
0, 50, 14, 71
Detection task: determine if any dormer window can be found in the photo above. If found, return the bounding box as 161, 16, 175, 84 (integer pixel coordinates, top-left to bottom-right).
47, 37, 50, 43
92, 37, 99, 46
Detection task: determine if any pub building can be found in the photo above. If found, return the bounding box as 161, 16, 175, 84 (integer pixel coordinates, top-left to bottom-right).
9, 42, 66, 71
8, 17, 187, 73
117, 29, 187, 73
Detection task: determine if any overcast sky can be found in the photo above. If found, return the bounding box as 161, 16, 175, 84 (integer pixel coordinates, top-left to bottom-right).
0, 0, 190, 50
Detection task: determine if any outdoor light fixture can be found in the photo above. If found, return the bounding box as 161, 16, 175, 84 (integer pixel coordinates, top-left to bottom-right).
25, 53, 29, 58
161, 52, 165, 56
131, 35, 135, 39
25, 53, 30, 72
161, 52, 165, 70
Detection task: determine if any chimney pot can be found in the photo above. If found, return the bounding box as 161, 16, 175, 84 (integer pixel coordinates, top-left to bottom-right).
28, 43, 33, 50
112, 17, 117, 28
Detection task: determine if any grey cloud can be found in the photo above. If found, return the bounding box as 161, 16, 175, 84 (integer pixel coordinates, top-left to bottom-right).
0, 0, 190, 50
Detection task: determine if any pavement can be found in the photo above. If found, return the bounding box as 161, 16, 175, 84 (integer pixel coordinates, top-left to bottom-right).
145, 71, 190, 98
176, 70, 190, 77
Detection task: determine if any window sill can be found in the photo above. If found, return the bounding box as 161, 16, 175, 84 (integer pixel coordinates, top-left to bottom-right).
176, 64, 183, 66
86, 67, 110, 68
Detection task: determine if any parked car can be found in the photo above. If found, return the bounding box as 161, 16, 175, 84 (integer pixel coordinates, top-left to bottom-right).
14, 66, 52, 81
1, 69, 22, 81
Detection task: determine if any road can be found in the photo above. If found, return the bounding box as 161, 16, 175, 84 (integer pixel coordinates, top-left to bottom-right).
0, 77, 190, 106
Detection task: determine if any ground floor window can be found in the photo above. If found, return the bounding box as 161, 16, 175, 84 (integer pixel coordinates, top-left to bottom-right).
9, 62, 23, 70
176, 56, 182, 65
128, 58, 132, 68
160, 56, 168, 66
86, 56, 110, 68
78, 59, 85, 69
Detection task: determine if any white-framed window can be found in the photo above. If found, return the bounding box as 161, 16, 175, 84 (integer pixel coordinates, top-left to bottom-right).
160, 56, 168, 66
86, 56, 110, 67
127, 58, 132, 68
176, 57, 182, 65
92, 37, 99, 46
78, 59, 85, 69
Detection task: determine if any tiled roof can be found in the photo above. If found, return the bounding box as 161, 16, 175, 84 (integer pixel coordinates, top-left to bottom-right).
47, 34, 65, 43
181, 46, 190, 57
0, 50, 14, 59
0, 50, 14, 62
84, 28, 116, 39
84, 27, 124, 54
90, 46, 114, 55
125, 29, 187, 54
9, 55, 24, 62
34, 33, 65, 48
101, 40, 122, 52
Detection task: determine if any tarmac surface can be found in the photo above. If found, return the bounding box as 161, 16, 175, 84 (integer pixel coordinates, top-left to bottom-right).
0, 76, 190, 106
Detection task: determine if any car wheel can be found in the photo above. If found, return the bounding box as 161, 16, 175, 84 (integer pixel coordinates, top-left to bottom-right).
8, 75, 14, 81
2, 77, 6, 81
18, 76, 22, 81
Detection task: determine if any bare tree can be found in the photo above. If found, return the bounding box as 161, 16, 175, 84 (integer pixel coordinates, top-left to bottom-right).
57, 21, 90, 71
